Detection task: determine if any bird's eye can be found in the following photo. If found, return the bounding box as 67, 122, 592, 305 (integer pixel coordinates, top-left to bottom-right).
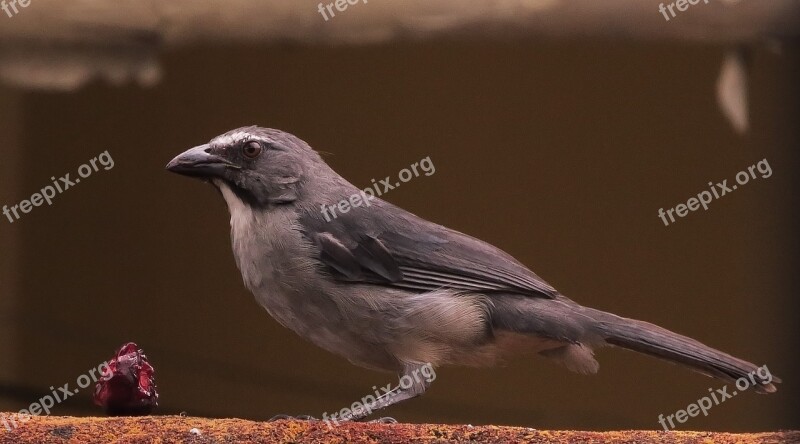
242, 141, 262, 159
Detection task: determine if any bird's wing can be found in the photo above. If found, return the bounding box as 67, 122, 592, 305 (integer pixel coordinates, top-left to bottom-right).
299, 199, 557, 298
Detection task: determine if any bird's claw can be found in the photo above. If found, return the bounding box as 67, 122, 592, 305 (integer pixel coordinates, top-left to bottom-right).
268, 414, 318, 421
369, 417, 398, 424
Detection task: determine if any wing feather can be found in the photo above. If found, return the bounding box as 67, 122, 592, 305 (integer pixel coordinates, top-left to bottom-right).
301, 198, 557, 298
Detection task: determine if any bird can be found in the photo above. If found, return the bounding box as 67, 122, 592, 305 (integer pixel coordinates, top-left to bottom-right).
166, 126, 778, 421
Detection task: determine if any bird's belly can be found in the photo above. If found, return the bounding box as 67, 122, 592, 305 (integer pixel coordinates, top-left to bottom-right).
228, 208, 400, 371
249, 278, 402, 371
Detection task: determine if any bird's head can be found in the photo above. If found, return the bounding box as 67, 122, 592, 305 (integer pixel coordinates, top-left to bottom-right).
166, 126, 326, 207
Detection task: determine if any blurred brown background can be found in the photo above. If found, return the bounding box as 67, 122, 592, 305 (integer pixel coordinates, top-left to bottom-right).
0, 21, 798, 432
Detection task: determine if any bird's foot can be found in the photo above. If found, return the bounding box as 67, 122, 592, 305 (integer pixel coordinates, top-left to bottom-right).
368, 417, 398, 424
268, 414, 318, 421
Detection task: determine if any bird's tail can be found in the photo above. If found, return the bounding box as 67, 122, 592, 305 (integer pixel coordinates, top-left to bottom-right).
585, 307, 779, 393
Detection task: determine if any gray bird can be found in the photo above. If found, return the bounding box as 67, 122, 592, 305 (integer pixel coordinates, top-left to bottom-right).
166, 126, 778, 421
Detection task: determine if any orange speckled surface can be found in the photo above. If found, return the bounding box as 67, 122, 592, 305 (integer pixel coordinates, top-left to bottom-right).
0, 415, 797, 443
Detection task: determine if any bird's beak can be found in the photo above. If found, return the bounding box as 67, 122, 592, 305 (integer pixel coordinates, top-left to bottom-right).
166, 144, 238, 179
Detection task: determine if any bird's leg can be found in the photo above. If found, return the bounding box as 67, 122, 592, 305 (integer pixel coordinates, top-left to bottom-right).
337, 363, 433, 422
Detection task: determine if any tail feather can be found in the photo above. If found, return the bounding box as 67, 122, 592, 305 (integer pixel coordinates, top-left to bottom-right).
587, 308, 779, 393
491, 295, 779, 392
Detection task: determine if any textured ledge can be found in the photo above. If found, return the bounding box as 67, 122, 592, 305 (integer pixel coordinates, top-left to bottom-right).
0, 415, 798, 444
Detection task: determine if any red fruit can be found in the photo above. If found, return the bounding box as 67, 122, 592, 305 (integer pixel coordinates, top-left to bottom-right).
93, 342, 158, 415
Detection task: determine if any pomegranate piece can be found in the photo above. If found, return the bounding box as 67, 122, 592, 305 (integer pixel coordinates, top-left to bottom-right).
94, 342, 158, 415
